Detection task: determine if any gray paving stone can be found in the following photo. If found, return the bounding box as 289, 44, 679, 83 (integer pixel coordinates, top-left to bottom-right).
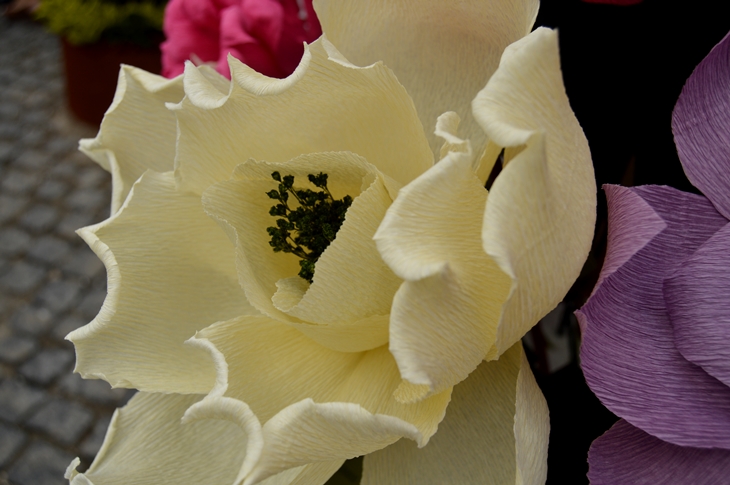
0, 170, 37, 195
0, 123, 23, 142
58, 373, 129, 407
20, 128, 47, 148
77, 167, 108, 189
77, 289, 107, 319
20, 110, 48, 129
26, 398, 94, 446
47, 158, 81, 180
28, 236, 71, 266
0, 334, 37, 364
51, 315, 87, 342
0, 379, 46, 423
0, 293, 9, 318
8, 440, 74, 485
19, 348, 74, 385
56, 212, 98, 240
0, 422, 26, 467
19, 204, 59, 234
79, 414, 112, 461
11, 306, 54, 335
36, 179, 69, 201
0, 100, 20, 121
13, 150, 50, 171
46, 78, 63, 94
3, 86, 25, 103
23, 91, 52, 110
36, 280, 81, 313
62, 249, 103, 279
0, 193, 28, 224
0, 227, 31, 257
0, 140, 15, 164
66, 188, 107, 211
0, 261, 46, 294
45, 138, 77, 157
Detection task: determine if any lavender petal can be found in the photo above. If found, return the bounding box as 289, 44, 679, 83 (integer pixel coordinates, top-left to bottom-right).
672, 31, 730, 219
664, 221, 730, 387
589, 419, 730, 485
579, 185, 730, 449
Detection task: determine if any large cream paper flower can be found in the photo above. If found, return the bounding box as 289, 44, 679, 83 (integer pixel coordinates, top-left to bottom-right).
65, 1, 596, 484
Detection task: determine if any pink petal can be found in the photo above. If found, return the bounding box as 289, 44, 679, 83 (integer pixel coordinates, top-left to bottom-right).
218, 4, 282, 78
161, 0, 230, 78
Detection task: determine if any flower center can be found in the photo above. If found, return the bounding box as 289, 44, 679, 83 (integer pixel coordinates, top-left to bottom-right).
266, 171, 353, 283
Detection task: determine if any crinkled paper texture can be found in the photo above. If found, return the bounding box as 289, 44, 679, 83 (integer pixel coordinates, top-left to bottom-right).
579, 185, 730, 449
588, 419, 730, 485
376, 27, 596, 397
315, 0, 539, 156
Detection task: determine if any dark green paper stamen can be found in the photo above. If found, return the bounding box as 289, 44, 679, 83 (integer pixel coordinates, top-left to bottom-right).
266, 171, 353, 283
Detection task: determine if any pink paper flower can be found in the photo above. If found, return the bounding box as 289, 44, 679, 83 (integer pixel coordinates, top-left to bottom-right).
161, 0, 321, 79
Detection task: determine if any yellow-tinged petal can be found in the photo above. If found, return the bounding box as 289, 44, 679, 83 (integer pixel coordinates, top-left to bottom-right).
375, 150, 512, 397
172, 37, 433, 196
192, 315, 451, 448
68, 171, 254, 394
79, 66, 184, 214
244, 399, 420, 484
473, 27, 596, 358
203, 152, 400, 352
360, 343, 548, 485
255, 462, 345, 485
65, 393, 249, 485
515, 345, 550, 484
314, 0, 539, 156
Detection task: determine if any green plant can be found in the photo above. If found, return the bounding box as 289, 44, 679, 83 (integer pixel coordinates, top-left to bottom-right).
35, 0, 168, 46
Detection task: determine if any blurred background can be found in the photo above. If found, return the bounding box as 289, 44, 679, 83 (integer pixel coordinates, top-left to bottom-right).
0, 0, 729, 484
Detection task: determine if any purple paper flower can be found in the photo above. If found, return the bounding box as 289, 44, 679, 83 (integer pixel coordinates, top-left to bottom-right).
576, 31, 730, 483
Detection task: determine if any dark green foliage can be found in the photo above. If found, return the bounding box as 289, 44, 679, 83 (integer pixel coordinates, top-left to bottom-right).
266, 171, 353, 283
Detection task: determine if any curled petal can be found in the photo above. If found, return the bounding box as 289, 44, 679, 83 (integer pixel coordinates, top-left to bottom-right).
664, 222, 730, 387
375, 150, 511, 396
672, 31, 730, 219
315, 0, 539, 155
172, 37, 432, 195
69, 171, 254, 394
192, 315, 451, 446
361, 343, 548, 485
174, 331, 349, 485
66, 393, 249, 485
588, 419, 730, 485
579, 185, 730, 449
244, 399, 420, 485
79, 66, 184, 213
473, 27, 597, 357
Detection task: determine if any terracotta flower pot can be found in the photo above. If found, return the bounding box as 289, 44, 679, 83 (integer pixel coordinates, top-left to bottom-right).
62, 37, 162, 126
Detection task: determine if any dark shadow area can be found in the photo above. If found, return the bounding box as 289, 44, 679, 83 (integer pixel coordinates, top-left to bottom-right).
532, 1, 730, 483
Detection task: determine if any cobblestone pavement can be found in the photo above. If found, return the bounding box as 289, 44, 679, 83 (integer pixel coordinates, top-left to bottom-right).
0, 17, 134, 485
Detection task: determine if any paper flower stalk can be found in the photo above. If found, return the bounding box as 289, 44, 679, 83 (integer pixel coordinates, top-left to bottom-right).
577, 31, 730, 484
64, 1, 596, 483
